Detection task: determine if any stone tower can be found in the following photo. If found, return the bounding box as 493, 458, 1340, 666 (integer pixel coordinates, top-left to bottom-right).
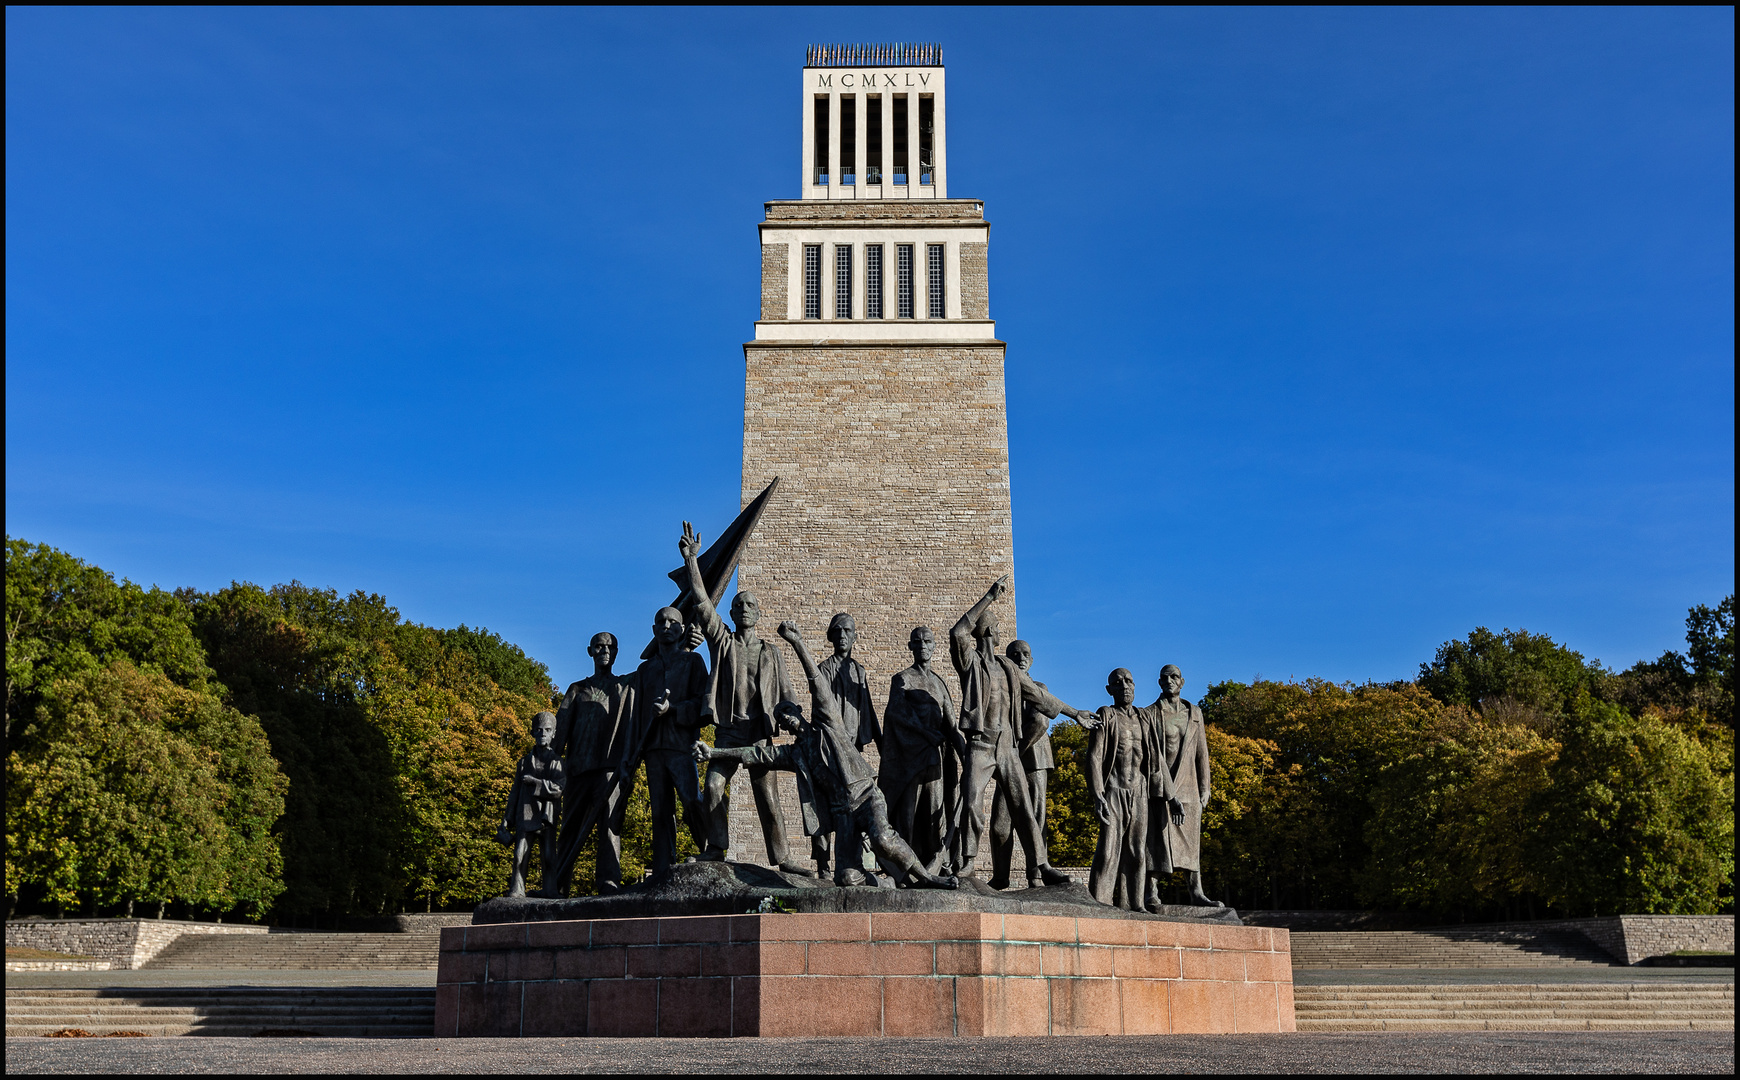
738, 42, 1016, 683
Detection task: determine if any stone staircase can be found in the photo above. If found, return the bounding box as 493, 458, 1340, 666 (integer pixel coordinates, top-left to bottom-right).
142, 931, 440, 970
1290, 928, 1616, 969
3, 987, 436, 1038
1294, 983, 1734, 1031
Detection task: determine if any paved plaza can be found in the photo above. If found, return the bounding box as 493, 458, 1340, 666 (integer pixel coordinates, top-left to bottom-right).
5, 1031, 1734, 1074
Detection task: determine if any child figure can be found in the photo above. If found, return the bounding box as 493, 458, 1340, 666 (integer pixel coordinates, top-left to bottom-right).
499, 710, 566, 898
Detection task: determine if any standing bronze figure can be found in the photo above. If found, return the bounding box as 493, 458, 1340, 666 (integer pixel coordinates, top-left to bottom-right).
499, 711, 566, 898
626, 604, 711, 878
989, 639, 1090, 888
947, 576, 1098, 886
1143, 664, 1223, 909
879, 626, 966, 870
678, 523, 802, 870
812, 612, 883, 882
1087, 669, 1153, 910
551, 633, 634, 894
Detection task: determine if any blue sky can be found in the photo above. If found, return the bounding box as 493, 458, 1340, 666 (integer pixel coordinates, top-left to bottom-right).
6, 8, 1733, 708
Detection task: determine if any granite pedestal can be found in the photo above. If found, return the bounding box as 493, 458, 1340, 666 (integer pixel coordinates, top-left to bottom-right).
437, 865, 1292, 1037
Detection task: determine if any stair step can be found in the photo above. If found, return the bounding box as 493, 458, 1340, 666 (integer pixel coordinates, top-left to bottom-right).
1294, 981, 1734, 1032
3, 986, 438, 1039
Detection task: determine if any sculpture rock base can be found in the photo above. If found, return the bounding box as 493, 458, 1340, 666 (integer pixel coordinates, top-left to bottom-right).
437, 867, 1292, 1038
473, 859, 1242, 925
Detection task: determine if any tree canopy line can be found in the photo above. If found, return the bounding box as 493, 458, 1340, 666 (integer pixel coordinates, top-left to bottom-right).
5, 536, 1733, 923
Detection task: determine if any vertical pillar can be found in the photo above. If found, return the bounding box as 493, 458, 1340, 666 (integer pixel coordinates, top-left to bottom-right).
905, 91, 920, 200
828, 92, 842, 200
801, 85, 815, 197
882, 91, 895, 195
854, 90, 869, 201
932, 83, 947, 197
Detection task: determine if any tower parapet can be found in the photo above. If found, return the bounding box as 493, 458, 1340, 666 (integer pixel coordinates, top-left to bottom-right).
801, 43, 946, 201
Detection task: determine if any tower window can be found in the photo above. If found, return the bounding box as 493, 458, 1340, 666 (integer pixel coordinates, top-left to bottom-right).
867, 95, 882, 184
835, 244, 853, 319
840, 96, 856, 186
803, 244, 821, 319
896, 244, 914, 319
927, 244, 945, 318
812, 96, 829, 185
893, 95, 908, 185
919, 95, 935, 186
866, 244, 883, 319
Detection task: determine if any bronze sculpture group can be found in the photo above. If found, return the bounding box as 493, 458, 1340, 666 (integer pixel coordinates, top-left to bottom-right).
501, 508, 1222, 914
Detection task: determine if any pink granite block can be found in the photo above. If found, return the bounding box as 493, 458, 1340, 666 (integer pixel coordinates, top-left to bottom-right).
627, 943, 700, 979
882, 976, 956, 1036
591, 918, 660, 946
1120, 978, 1171, 1035
807, 941, 875, 976
700, 942, 759, 978
433, 983, 458, 1036
870, 912, 995, 943
956, 975, 1049, 1037
984, 942, 1043, 976
553, 945, 625, 980
756, 976, 882, 1036
871, 942, 936, 976
755, 913, 872, 943
437, 950, 486, 985
1050, 976, 1122, 1036
500, 948, 554, 983
526, 920, 593, 949
657, 915, 731, 944
521, 979, 588, 1037
1076, 918, 1146, 946
655, 977, 734, 1037
458, 980, 523, 1037
586, 979, 658, 1037
1211, 924, 1266, 952
1001, 914, 1078, 944
1233, 980, 1281, 1033
1170, 979, 1235, 1034
464, 922, 528, 951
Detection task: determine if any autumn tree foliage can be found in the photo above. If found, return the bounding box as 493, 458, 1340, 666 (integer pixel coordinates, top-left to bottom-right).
1043, 606, 1733, 918
6, 534, 1731, 921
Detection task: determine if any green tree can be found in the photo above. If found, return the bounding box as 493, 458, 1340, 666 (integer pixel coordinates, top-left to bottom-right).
188, 582, 407, 920
6, 538, 213, 748
1198, 726, 1306, 910
5, 661, 285, 918
1204, 679, 1440, 909
1607, 597, 1735, 726
1363, 707, 1557, 916
1045, 721, 1096, 867
1417, 627, 1607, 724
1527, 696, 1733, 915
374, 624, 548, 909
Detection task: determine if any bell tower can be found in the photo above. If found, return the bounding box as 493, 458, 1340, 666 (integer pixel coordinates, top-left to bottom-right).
738, 42, 1015, 690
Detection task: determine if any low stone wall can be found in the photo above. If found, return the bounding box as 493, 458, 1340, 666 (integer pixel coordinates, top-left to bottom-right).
436, 912, 1293, 1037
345, 913, 477, 934
5, 918, 266, 970
1421, 916, 1731, 965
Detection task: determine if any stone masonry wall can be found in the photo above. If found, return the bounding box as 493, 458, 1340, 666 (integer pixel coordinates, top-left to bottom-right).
960, 242, 989, 319
760, 244, 788, 321
1414, 916, 1734, 965
733, 339, 1023, 878
6, 918, 266, 970
739, 341, 1016, 686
